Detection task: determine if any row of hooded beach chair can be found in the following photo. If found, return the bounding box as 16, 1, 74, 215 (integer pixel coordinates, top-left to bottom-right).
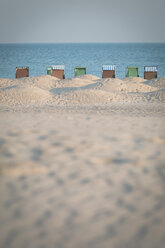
15, 65, 158, 80
102, 66, 158, 79
15, 66, 86, 79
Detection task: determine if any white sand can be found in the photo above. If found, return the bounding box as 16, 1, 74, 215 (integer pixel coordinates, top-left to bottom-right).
0, 75, 165, 248
0, 75, 164, 108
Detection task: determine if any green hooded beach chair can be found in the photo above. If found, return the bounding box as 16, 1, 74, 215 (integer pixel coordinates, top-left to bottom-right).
126, 67, 139, 77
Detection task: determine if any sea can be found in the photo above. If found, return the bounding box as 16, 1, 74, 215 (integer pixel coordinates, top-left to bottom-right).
0, 43, 165, 79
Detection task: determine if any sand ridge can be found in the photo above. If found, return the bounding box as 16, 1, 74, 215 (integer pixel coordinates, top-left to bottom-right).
0, 75, 165, 108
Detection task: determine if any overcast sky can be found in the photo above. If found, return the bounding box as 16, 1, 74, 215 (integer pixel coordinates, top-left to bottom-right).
0, 0, 165, 43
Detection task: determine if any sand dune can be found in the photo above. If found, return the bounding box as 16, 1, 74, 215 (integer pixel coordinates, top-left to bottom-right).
143, 77, 165, 89
0, 75, 59, 90
0, 75, 164, 108
83, 77, 156, 93
143, 89, 165, 103
0, 85, 53, 105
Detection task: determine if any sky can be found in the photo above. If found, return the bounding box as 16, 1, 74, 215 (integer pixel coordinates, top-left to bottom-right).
0, 0, 165, 43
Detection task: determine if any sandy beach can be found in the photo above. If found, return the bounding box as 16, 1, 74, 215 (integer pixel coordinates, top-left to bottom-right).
0, 75, 165, 248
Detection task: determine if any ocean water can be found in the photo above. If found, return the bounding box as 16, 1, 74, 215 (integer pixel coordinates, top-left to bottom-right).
0, 43, 165, 79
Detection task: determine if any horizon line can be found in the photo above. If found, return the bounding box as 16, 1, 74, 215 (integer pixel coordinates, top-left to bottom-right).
0, 41, 165, 45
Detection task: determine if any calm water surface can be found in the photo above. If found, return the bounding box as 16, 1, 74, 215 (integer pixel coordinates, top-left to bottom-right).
0, 43, 165, 78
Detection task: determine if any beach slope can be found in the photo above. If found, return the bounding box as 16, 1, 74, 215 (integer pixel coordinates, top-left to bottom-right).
0, 75, 165, 248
